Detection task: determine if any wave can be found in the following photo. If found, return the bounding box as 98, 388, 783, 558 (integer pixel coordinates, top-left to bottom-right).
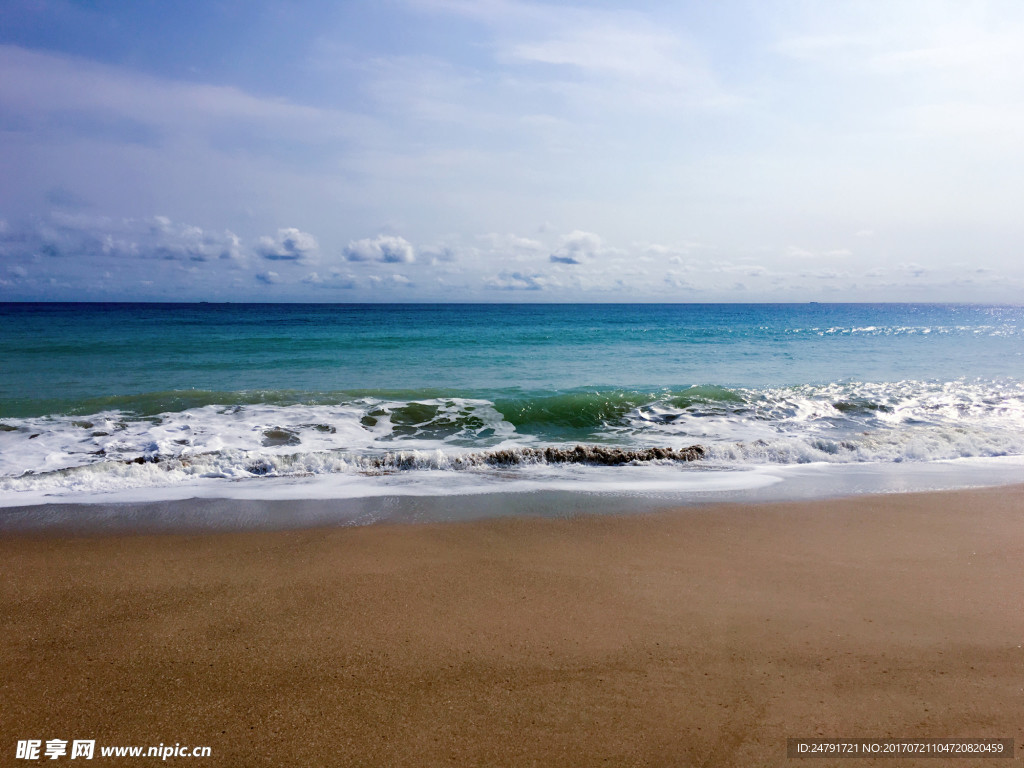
2, 378, 1024, 499
0, 444, 707, 499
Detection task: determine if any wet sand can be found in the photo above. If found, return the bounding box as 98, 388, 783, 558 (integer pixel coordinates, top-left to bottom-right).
2, 485, 1022, 766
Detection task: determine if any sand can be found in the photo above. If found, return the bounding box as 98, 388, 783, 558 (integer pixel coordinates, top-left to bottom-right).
2, 485, 1022, 767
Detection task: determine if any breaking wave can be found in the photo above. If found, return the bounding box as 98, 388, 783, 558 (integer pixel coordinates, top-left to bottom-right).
2, 378, 1023, 502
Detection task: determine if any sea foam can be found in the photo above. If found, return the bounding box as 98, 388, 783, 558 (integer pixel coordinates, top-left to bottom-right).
2, 379, 1023, 505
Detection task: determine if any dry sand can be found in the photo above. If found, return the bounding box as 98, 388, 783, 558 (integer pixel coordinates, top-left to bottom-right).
2, 486, 1022, 767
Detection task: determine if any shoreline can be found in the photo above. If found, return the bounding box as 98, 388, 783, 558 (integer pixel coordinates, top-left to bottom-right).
3, 484, 1023, 766
4, 455, 1024, 535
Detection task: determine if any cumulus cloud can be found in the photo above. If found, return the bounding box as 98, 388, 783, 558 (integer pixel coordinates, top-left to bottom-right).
549, 230, 602, 265
255, 270, 280, 284
0, 212, 244, 263
302, 270, 358, 289
367, 273, 414, 288
485, 270, 548, 290
257, 228, 319, 262
148, 216, 244, 262
344, 235, 415, 263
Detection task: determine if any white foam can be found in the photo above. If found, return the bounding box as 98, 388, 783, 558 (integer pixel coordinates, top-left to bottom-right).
3, 380, 1024, 506
0, 460, 783, 508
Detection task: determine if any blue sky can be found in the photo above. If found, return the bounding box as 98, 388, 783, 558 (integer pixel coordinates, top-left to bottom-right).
1, 0, 1022, 301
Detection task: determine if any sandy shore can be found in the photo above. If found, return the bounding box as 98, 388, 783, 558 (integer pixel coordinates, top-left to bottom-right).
2, 486, 1022, 767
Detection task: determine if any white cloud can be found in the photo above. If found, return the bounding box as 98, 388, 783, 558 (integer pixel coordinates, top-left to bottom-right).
257, 228, 319, 262
366, 273, 415, 288
478, 232, 545, 253
549, 230, 602, 265
301, 269, 358, 289
344, 234, 416, 263
417, 1, 736, 110
0, 211, 244, 263
639, 242, 700, 260
485, 270, 548, 290
511, 21, 725, 106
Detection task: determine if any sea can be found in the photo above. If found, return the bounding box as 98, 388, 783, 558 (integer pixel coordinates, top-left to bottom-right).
2, 302, 1023, 525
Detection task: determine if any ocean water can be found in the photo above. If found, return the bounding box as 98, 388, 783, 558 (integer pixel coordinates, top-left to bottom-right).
2, 302, 1023, 511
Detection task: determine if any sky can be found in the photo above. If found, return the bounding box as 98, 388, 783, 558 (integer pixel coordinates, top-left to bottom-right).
1, 0, 1022, 302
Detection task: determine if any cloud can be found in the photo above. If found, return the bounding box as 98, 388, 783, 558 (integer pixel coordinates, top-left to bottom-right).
485, 270, 548, 290
256, 228, 318, 262
640, 242, 700, 260
0, 44, 369, 153
549, 230, 602, 265
255, 271, 280, 284
784, 246, 853, 261
344, 234, 415, 263
513, 22, 717, 98
301, 269, 359, 289
799, 269, 850, 280
663, 271, 697, 291
421, 245, 459, 265
148, 216, 244, 262
0, 211, 244, 263
367, 273, 414, 288
478, 233, 545, 254
418, 1, 736, 110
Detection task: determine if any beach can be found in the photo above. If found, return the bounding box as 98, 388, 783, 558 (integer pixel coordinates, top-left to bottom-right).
3, 485, 1021, 767
6, 0, 1024, 761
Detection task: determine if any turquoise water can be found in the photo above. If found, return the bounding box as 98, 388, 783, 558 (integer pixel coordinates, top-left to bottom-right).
2, 302, 1023, 506
4, 302, 1023, 410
